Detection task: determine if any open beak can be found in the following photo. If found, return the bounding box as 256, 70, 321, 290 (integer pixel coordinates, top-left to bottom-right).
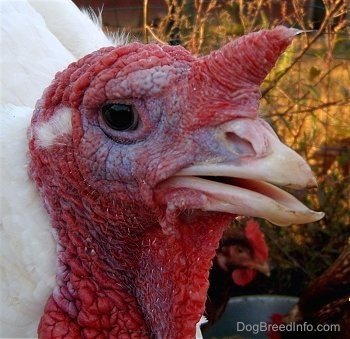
158, 120, 324, 227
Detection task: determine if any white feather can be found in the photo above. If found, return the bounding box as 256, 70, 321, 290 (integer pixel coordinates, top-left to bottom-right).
34, 107, 73, 148
0, 0, 117, 336
28, 0, 115, 59
196, 316, 208, 338
0, 0, 75, 107
0, 104, 55, 337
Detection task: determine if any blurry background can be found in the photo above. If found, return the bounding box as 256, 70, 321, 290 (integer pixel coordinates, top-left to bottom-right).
73, 0, 349, 297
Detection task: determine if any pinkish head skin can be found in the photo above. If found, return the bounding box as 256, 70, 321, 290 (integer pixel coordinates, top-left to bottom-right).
28, 27, 323, 338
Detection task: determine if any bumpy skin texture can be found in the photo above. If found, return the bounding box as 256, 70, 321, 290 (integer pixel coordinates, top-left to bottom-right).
28, 27, 293, 338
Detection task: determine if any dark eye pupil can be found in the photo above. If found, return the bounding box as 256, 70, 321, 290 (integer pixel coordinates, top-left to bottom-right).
101, 104, 138, 131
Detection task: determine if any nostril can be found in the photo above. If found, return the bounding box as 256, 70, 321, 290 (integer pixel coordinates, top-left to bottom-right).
225, 132, 256, 156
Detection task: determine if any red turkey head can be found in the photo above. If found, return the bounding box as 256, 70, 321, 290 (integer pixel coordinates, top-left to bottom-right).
28, 26, 323, 338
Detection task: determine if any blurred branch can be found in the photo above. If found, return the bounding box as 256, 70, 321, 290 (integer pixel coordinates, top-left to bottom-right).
190, 0, 218, 53
145, 25, 167, 44
269, 100, 347, 117
266, 62, 349, 119
262, 0, 346, 97
248, 0, 264, 32
143, 0, 149, 43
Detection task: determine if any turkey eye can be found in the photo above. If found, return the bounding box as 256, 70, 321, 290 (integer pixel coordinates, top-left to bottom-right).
101, 104, 139, 131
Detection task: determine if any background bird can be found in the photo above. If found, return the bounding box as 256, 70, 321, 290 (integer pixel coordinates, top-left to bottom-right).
269, 245, 350, 339
204, 219, 270, 329
0, 0, 324, 338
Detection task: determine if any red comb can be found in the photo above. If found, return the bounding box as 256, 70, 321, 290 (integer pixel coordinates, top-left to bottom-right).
245, 219, 269, 261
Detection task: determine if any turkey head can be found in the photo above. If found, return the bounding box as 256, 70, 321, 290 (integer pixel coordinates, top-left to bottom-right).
28, 26, 324, 338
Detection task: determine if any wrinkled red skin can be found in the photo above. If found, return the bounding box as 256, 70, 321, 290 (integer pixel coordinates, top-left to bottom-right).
28, 27, 293, 338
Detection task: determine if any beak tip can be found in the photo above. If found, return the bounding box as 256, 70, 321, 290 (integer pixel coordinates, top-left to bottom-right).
308, 176, 318, 188
254, 262, 271, 277
290, 28, 317, 36
264, 268, 271, 277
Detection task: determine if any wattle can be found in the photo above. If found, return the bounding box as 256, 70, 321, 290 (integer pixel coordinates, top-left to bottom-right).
232, 268, 257, 286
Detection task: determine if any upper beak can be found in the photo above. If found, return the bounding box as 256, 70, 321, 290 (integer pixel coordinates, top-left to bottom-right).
249, 261, 270, 277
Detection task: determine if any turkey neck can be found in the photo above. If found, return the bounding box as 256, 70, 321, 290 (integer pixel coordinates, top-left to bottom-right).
36, 188, 229, 338
134, 213, 230, 338
37, 197, 151, 338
